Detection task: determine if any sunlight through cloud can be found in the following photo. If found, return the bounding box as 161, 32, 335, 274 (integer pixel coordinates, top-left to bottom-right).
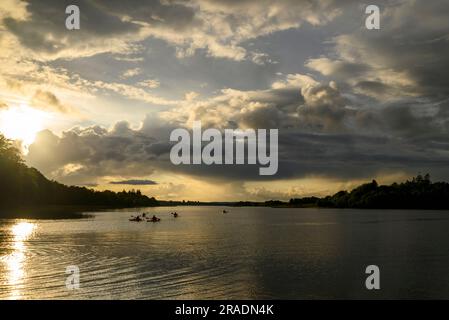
0, 104, 49, 152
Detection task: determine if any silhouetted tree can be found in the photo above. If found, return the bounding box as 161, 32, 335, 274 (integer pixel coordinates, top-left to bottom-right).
0, 134, 159, 211
317, 173, 449, 209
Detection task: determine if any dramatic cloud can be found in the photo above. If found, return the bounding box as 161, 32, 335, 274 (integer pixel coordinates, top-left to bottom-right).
1, 0, 350, 62
163, 74, 351, 133
307, 1, 449, 100
110, 179, 158, 185
2, 0, 449, 200
26, 116, 174, 186
25, 69, 449, 193
2, 0, 142, 60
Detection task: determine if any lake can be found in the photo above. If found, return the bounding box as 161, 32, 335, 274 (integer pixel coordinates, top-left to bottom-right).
1, 207, 449, 299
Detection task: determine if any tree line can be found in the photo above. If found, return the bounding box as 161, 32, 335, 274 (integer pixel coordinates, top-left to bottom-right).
2, 132, 449, 211
0, 134, 159, 209
289, 174, 449, 209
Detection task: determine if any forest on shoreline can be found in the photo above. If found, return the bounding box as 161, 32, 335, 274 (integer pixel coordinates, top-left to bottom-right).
276, 174, 449, 210
0, 135, 158, 214
2, 133, 449, 218
227, 174, 449, 210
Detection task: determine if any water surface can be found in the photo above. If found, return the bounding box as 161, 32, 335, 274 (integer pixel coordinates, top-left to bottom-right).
1, 207, 449, 299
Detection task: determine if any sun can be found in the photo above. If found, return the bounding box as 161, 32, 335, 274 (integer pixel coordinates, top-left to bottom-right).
0, 104, 47, 151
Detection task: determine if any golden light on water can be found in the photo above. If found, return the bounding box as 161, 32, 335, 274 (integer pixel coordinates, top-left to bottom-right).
2, 222, 36, 299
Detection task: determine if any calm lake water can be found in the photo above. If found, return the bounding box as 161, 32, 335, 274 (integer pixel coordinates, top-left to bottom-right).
1, 206, 449, 299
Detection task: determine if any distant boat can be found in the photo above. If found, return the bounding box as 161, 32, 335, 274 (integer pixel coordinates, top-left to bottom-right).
147, 216, 161, 222
171, 212, 179, 218
129, 216, 143, 222
222, 210, 228, 214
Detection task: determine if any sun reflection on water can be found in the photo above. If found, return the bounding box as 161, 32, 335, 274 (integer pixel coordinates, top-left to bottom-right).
2, 222, 36, 299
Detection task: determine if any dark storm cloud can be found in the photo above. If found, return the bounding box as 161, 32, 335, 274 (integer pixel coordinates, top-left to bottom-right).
11, 0, 449, 188
2, 0, 356, 61
76, 183, 98, 187
25, 115, 179, 185
110, 179, 157, 185
25, 74, 449, 186
4, 0, 140, 55
94, 0, 198, 30
28, 119, 449, 185
308, 1, 449, 99
354, 81, 393, 97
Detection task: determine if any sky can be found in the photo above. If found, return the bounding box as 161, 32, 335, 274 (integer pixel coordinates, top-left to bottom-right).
0, 0, 449, 201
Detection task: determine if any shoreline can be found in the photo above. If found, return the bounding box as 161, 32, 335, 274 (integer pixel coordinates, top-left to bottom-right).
2, 203, 449, 220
